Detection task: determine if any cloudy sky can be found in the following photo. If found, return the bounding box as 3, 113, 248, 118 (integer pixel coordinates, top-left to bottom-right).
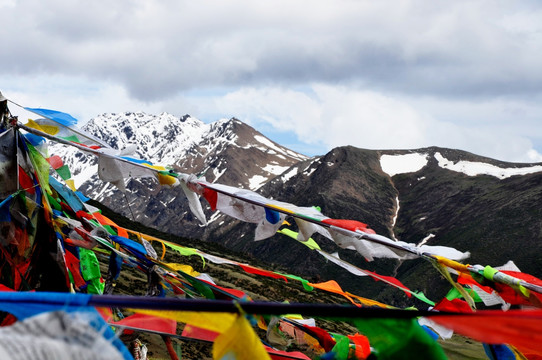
2, 0, 542, 162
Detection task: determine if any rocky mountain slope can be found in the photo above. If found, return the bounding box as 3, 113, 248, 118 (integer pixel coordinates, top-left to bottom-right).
51, 112, 307, 240
49, 113, 542, 305
246, 146, 542, 303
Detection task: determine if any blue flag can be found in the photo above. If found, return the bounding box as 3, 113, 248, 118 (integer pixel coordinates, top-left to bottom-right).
25, 107, 78, 127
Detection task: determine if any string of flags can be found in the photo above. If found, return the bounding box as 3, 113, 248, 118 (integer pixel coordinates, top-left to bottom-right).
0, 94, 541, 359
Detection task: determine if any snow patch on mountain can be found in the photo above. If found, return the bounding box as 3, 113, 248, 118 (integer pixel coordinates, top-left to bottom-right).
417, 233, 436, 247
253, 135, 307, 161
281, 167, 298, 182
213, 167, 227, 182
262, 164, 290, 175
391, 196, 400, 241
72, 162, 97, 189
249, 175, 268, 190
380, 153, 429, 177
435, 152, 542, 179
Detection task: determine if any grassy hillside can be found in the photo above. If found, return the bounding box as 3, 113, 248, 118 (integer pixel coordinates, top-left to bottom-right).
90, 199, 488, 359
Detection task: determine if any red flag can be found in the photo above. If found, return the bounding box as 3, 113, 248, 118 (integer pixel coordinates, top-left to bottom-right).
433, 298, 474, 313
112, 313, 177, 335
239, 264, 288, 282
203, 188, 218, 210
364, 269, 412, 297
322, 219, 375, 234
46, 155, 64, 169
303, 325, 336, 352
431, 309, 542, 357
264, 346, 311, 360
182, 324, 219, 342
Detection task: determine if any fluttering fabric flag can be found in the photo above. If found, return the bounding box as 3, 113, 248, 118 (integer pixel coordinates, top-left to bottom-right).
483, 344, 525, 360
347, 333, 371, 360
46, 154, 64, 168
110, 235, 148, 261
0, 129, 18, 199
431, 310, 542, 358
24, 107, 111, 148
31, 118, 108, 149
146, 237, 205, 264
213, 315, 272, 360
0, 310, 125, 360
0, 291, 131, 359
307, 280, 359, 306
302, 325, 336, 352
24, 108, 78, 127
64, 250, 87, 289
201, 183, 287, 241
328, 225, 470, 262
328, 333, 351, 360
182, 324, 220, 342
130, 308, 237, 334
433, 259, 477, 310
79, 248, 104, 294
322, 219, 375, 234
277, 228, 321, 250
278, 229, 428, 302
49, 176, 85, 213
238, 264, 288, 282
317, 250, 413, 296
91, 212, 129, 238
190, 178, 470, 262
352, 317, 447, 360
178, 174, 207, 225
291, 206, 331, 242
111, 313, 177, 336
97, 147, 155, 191
482, 266, 542, 307
277, 273, 314, 291
25, 142, 52, 195
25, 119, 60, 136
457, 273, 508, 308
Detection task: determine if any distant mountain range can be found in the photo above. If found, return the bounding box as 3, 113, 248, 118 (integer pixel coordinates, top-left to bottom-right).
50, 112, 542, 305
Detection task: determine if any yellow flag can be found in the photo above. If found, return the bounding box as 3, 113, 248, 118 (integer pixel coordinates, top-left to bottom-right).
130, 309, 236, 334
64, 179, 76, 191
213, 315, 271, 360
25, 119, 59, 135
166, 263, 200, 277
26, 143, 52, 195
157, 173, 177, 185
143, 164, 177, 185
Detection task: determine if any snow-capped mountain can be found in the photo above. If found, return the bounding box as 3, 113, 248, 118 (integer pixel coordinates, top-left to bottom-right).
59, 112, 306, 189
49, 112, 307, 239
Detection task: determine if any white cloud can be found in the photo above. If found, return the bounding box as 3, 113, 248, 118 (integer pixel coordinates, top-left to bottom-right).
188, 84, 542, 162
1, 1, 542, 99
3, 0, 542, 163
4, 75, 163, 124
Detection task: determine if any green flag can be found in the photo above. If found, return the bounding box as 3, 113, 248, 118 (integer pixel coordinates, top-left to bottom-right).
330, 333, 350, 360
352, 318, 447, 360
55, 164, 71, 181
79, 248, 104, 295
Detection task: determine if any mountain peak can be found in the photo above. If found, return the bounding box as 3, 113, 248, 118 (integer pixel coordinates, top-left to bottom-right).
52, 110, 307, 192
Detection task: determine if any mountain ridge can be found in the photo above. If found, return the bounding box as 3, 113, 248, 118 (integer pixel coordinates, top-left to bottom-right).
48, 112, 542, 305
